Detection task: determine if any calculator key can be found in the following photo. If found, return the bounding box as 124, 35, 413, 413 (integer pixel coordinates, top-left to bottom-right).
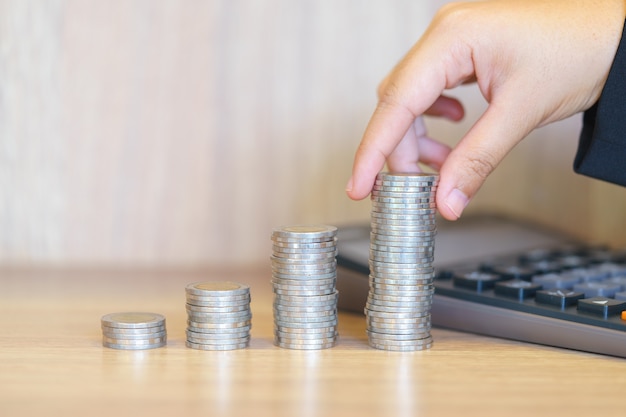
532, 273, 580, 290
605, 277, 626, 290
491, 265, 535, 281
614, 291, 626, 301
453, 271, 500, 292
527, 260, 561, 275
573, 282, 621, 298
494, 280, 541, 301
577, 297, 626, 318
535, 289, 584, 309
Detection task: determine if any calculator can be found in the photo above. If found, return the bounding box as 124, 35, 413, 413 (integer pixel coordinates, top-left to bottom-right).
336, 214, 626, 358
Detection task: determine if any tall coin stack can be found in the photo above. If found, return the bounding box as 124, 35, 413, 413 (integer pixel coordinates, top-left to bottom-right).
366, 172, 439, 351
185, 282, 252, 351
271, 225, 339, 350
101, 312, 167, 350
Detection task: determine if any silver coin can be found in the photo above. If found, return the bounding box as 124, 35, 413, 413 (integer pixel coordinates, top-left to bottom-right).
273, 288, 336, 297
376, 173, 439, 183
185, 300, 250, 309
371, 194, 435, 202
367, 328, 431, 339
272, 238, 337, 249
272, 225, 337, 239
275, 329, 338, 340
101, 323, 167, 334
185, 281, 250, 297
273, 305, 337, 315
274, 314, 338, 328
186, 304, 250, 314
368, 289, 433, 299
274, 340, 336, 350
187, 324, 251, 334
275, 333, 337, 343
186, 340, 249, 351
103, 336, 167, 345
270, 257, 337, 267
365, 302, 432, 314
274, 318, 338, 328
273, 308, 336, 318
371, 210, 437, 219
372, 184, 434, 193
187, 319, 251, 329
364, 309, 429, 319
371, 219, 437, 228
273, 301, 337, 311
271, 264, 336, 274
369, 245, 434, 256
366, 317, 432, 332
274, 325, 337, 334
101, 312, 165, 329
272, 277, 336, 286
186, 292, 250, 302
274, 292, 338, 303
272, 282, 336, 292
367, 292, 433, 303
271, 271, 337, 281
188, 312, 252, 323
271, 249, 338, 259
103, 341, 166, 350
102, 330, 167, 340
368, 332, 433, 345
371, 233, 436, 244
186, 333, 250, 344
371, 203, 437, 212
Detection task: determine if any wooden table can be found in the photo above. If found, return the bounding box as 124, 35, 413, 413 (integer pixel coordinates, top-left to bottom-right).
2, 266, 626, 417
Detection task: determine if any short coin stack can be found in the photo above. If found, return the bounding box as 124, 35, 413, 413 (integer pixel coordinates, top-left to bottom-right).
185, 281, 252, 351
366, 172, 439, 351
101, 312, 167, 350
271, 225, 339, 350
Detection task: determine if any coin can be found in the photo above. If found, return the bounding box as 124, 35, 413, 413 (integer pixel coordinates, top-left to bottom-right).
101, 312, 165, 329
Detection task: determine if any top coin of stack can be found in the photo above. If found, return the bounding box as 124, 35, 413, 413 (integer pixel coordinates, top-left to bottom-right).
101, 312, 167, 350
185, 281, 252, 351
366, 172, 439, 351
271, 225, 339, 350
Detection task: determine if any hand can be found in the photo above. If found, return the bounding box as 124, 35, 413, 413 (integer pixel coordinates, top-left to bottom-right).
346, 0, 626, 220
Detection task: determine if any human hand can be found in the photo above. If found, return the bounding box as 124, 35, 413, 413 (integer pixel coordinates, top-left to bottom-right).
346, 0, 625, 220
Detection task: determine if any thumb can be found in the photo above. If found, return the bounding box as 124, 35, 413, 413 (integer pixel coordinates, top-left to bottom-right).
436, 98, 538, 220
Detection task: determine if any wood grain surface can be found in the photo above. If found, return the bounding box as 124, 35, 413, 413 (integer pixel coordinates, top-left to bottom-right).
1, 266, 626, 417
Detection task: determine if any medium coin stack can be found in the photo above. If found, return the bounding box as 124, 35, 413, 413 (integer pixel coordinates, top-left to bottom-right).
101, 312, 167, 350
271, 225, 339, 350
366, 172, 439, 351
185, 281, 252, 351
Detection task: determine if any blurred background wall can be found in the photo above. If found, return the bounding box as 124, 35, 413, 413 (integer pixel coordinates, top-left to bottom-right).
1, 0, 625, 267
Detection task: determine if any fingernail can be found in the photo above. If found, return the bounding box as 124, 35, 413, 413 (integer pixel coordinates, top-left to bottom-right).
445, 188, 469, 219
345, 177, 354, 193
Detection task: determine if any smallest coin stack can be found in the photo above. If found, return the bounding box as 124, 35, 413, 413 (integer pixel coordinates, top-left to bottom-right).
271, 225, 339, 350
101, 312, 167, 350
185, 281, 252, 351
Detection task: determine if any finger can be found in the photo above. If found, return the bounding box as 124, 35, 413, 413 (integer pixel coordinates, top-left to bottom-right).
436, 94, 539, 220
425, 95, 465, 121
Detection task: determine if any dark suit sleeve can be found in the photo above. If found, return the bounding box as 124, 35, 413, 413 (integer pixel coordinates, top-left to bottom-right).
574, 20, 626, 186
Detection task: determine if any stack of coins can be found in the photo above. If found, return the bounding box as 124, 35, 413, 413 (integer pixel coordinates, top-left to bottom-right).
101, 312, 167, 350
185, 281, 252, 351
271, 225, 339, 350
366, 172, 439, 351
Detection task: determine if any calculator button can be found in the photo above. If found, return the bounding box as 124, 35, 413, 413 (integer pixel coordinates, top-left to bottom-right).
491, 265, 535, 281
453, 271, 500, 292
573, 282, 621, 298
494, 280, 541, 301
577, 297, 626, 318
532, 273, 580, 290
535, 289, 584, 309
